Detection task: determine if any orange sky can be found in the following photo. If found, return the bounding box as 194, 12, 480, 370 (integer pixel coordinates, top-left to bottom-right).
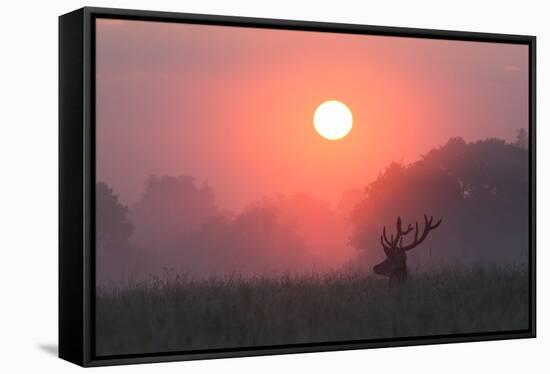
96, 18, 528, 211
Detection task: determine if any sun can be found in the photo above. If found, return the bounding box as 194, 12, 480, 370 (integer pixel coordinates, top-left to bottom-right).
313, 100, 353, 140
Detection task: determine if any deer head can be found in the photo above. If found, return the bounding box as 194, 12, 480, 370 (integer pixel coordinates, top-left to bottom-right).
373, 215, 442, 283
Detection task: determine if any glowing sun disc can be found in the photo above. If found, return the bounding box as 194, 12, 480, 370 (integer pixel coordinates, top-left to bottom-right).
314, 100, 353, 140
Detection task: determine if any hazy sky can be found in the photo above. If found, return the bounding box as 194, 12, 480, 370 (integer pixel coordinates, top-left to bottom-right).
96, 18, 528, 210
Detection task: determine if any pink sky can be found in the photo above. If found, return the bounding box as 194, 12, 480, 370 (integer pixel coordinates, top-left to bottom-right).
96, 18, 528, 211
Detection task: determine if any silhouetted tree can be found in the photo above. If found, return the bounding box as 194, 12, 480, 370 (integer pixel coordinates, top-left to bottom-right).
96, 182, 136, 285
350, 137, 529, 270
129, 175, 221, 250
166, 201, 313, 276
119, 177, 320, 277
96, 182, 133, 249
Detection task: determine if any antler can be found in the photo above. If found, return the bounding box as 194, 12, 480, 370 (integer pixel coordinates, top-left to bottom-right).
381, 217, 413, 246
399, 214, 442, 251
381, 216, 414, 256
380, 215, 442, 255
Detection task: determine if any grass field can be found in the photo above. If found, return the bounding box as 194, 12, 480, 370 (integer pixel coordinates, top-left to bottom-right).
96, 265, 529, 356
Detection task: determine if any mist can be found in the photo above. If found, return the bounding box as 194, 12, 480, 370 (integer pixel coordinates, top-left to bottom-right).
96, 134, 528, 285
96, 176, 355, 284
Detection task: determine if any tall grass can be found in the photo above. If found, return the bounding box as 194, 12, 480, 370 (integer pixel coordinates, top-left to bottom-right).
96, 264, 528, 356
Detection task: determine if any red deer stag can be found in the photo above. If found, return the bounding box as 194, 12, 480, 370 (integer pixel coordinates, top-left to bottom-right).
373, 215, 442, 284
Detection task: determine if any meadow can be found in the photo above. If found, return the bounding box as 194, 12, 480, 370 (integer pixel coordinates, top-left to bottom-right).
96, 264, 529, 356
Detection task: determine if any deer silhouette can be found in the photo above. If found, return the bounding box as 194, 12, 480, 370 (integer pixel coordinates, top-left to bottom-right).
373, 215, 442, 284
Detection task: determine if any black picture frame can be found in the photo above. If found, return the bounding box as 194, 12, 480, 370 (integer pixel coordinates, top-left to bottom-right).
59, 6, 536, 367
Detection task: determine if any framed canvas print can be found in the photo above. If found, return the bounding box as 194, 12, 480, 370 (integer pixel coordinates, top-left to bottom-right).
59, 7, 536, 367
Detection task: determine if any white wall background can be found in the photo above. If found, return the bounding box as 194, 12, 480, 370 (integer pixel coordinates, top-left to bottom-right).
0, 0, 547, 372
